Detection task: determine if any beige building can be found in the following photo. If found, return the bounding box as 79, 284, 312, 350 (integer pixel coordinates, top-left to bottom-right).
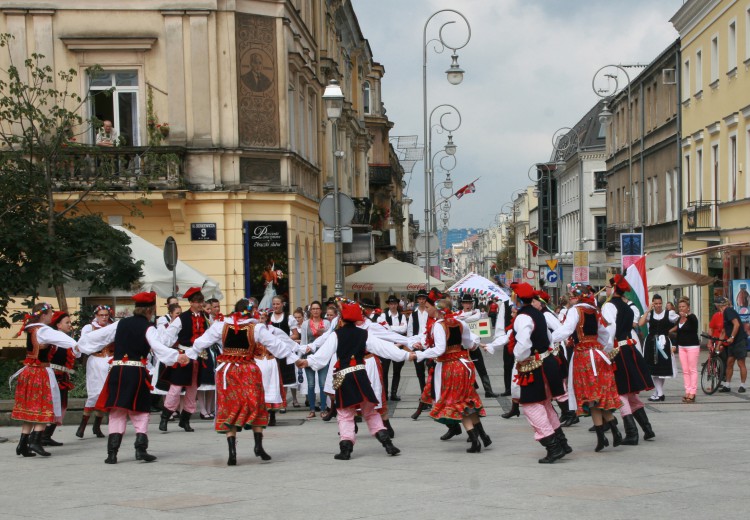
671, 0, 750, 323
0, 1, 398, 345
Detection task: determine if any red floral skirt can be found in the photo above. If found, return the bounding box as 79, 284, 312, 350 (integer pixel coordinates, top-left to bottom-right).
12, 365, 55, 424
572, 340, 622, 416
215, 361, 268, 432
429, 353, 486, 425
420, 364, 435, 405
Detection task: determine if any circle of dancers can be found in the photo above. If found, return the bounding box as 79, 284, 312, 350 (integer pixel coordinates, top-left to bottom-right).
10, 278, 657, 465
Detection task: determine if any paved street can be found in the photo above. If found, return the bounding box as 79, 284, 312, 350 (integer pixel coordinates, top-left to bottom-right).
1, 353, 748, 520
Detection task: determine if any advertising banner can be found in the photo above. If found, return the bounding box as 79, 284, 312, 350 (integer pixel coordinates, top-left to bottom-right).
244, 221, 289, 309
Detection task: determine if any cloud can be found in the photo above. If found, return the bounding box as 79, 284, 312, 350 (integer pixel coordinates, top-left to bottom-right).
351, 0, 681, 229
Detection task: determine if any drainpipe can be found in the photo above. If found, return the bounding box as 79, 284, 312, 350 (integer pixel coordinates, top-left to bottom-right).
675, 46, 683, 269
640, 81, 646, 246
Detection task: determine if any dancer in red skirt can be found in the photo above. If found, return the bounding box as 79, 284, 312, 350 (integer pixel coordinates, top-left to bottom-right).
551, 285, 623, 452
186, 298, 300, 466
414, 289, 490, 453
42, 311, 80, 447
77, 292, 189, 464
12, 303, 77, 457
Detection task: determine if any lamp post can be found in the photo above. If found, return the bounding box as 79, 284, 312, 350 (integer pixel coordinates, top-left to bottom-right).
592, 65, 633, 233
422, 9, 471, 284
323, 79, 345, 297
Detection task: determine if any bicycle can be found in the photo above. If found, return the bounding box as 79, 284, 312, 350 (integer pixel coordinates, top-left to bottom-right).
699, 333, 727, 395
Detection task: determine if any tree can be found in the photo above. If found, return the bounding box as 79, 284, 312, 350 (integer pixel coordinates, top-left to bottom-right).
0, 34, 143, 327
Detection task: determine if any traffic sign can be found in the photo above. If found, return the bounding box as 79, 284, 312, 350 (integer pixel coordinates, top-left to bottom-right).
546, 269, 559, 283
318, 193, 356, 228
164, 236, 178, 271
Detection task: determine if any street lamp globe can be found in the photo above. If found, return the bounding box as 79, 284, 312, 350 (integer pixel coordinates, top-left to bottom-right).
445, 54, 465, 85
444, 134, 457, 155
323, 79, 344, 120
598, 104, 613, 128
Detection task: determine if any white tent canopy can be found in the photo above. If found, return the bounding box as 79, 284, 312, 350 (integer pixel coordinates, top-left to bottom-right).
447, 272, 510, 301
647, 264, 715, 291
345, 257, 444, 293
40, 226, 223, 300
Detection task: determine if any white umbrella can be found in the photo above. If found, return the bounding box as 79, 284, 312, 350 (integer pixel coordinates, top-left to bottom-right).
647, 264, 715, 291
447, 272, 510, 301
345, 257, 444, 292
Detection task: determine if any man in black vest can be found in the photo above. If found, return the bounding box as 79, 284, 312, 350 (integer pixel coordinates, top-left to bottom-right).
159, 287, 209, 433
512, 283, 570, 464
407, 289, 430, 391
383, 295, 408, 400
456, 293, 500, 398
601, 275, 655, 445
76, 291, 189, 464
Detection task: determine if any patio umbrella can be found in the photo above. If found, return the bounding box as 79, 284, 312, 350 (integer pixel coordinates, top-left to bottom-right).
345, 257, 444, 292
646, 264, 715, 290
447, 272, 510, 301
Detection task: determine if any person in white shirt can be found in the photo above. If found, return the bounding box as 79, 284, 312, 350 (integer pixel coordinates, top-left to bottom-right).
407, 289, 431, 420
456, 293, 500, 399
382, 295, 408, 400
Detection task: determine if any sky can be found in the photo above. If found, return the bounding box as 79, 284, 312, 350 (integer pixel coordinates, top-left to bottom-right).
351, 0, 683, 230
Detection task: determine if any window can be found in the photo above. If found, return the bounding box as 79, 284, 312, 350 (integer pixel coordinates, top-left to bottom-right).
729, 134, 737, 201
682, 59, 690, 101
594, 171, 607, 191
711, 143, 720, 202
695, 50, 703, 94
684, 154, 691, 203
89, 70, 139, 145
595, 216, 606, 250
363, 81, 371, 114
633, 181, 640, 226
666, 170, 673, 221
307, 90, 316, 162
728, 20, 737, 72
710, 35, 719, 83
746, 7, 750, 61
288, 79, 296, 151
696, 148, 703, 200
646, 178, 652, 224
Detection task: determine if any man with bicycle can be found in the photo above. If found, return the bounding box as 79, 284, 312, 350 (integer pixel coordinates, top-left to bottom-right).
715, 297, 747, 393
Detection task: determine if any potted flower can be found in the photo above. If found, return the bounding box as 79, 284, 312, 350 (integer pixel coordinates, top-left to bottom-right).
157, 122, 170, 138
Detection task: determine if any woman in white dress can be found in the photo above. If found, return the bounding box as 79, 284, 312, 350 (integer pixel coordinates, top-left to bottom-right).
76, 305, 114, 439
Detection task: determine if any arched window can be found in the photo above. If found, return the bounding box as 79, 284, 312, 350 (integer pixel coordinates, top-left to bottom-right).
363, 81, 371, 114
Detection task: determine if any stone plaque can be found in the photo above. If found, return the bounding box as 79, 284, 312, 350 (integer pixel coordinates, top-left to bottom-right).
240, 158, 280, 185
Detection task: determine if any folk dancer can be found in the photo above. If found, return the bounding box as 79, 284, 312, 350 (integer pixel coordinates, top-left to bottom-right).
159, 286, 209, 433
414, 289, 491, 453
42, 311, 79, 447
77, 292, 189, 464
77, 305, 114, 439
487, 303, 521, 419
602, 275, 656, 444
638, 294, 679, 401
11, 303, 77, 457
408, 289, 432, 419
551, 286, 623, 452
186, 299, 300, 466
269, 295, 300, 410
382, 294, 408, 401
296, 303, 412, 461
456, 293, 501, 398
512, 283, 571, 464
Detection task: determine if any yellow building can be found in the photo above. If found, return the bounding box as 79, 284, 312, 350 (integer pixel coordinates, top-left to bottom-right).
671, 0, 750, 323
0, 1, 393, 345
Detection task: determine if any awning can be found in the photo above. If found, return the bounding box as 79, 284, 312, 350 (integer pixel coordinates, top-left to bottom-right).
667, 241, 750, 258
647, 264, 716, 290
447, 273, 510, 301
345, 257, 444, 292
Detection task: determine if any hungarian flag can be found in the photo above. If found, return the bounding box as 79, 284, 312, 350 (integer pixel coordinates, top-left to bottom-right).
624, 255, 649, 316
525, 238, 540, 257
454, 182, 476, 199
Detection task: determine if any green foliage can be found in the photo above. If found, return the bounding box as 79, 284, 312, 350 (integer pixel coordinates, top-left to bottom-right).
0, 34, 143, 327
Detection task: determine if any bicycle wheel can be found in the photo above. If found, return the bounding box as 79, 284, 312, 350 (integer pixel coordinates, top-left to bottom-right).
701, 357, 723, 395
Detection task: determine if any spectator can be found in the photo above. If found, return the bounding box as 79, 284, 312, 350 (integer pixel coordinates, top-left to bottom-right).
300, 301, 330, 418
95, 120, 119, 147
674, 297, 699, 403
716, 297, 747, 393
488, 298, 499, 328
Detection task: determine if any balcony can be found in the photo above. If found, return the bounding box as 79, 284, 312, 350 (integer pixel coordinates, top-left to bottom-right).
51, 146, 185, 191
351, 197, 373, 226
605, 223, 631, 252
369, 165, 392, 186
684, 200, 719, 233
394, 250, 416, 264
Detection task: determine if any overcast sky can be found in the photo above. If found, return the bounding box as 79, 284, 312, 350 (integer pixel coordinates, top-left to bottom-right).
351, 0, 682, 230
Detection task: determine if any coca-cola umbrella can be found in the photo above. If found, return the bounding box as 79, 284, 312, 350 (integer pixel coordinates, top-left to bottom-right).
447, 272, 510, 301
345, 257, 445, 293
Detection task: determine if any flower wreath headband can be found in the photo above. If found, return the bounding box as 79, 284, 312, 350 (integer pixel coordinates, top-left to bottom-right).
15, 302, 53, 337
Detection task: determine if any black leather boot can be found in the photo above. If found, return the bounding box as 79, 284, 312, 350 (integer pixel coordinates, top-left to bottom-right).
538, 434, 565, 463
632, 408, 655, 440
481, 375, 500, 398
375, 429, 401, 456
466, 428, 482, 453
253, 431, 271, 461
178, 411, 194, 432
501, 401, 520, 419
16, 433, 35, 457
594, 425, 609, 452
42, 424, 63, 447
134, 433, 157, 462
104, 433, 122, 464
334, 440, 353, 460
383, 419, 395, 439
92, 415, 106, 438
159, 409, 171, 432
268, 411, 276, 427
440, 423, 462, 441
226, 436, 236, 466
621, 414, 639, 445
27, 431, 51, 457
75, 414, 90, 438
609, 419, 623, 447
475, 421, 492, 448
411, 402, 426, 421
589, 420, 612, 432
555, 427, 572, 455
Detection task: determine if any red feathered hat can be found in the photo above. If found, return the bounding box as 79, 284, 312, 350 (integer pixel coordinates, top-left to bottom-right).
514, 282, 535, 300
535, 290, 551, 303
132, 291, 157, 307
50, 311, 69, 327
611, 275, 631, 294
341, 302, 364, 323
183, 287, 204, 301
425, 288, 444, 305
